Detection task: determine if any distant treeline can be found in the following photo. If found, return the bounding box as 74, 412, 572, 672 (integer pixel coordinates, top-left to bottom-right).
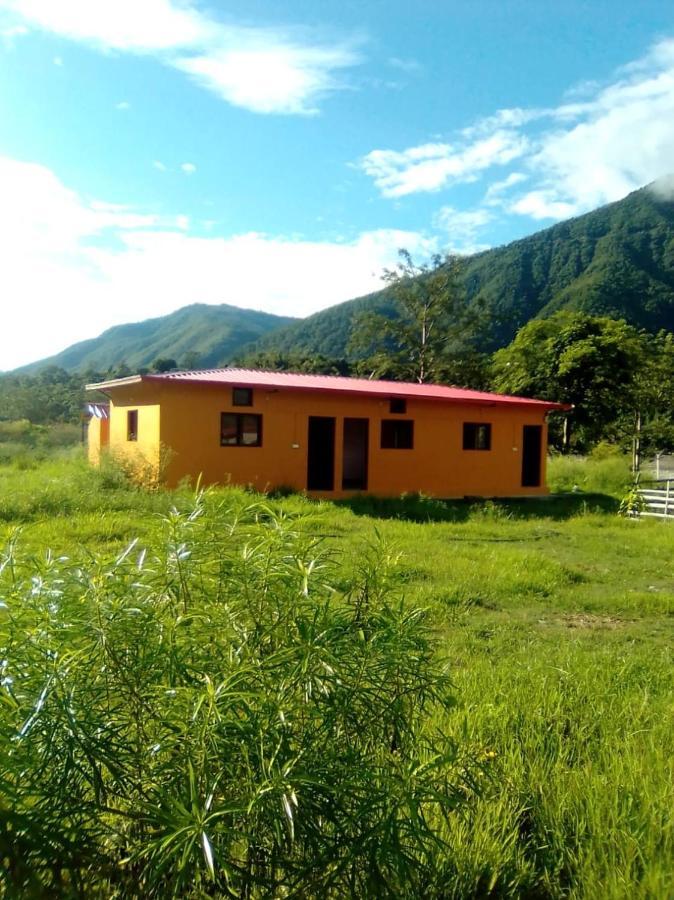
3, 312, 674, 457
0, 358, 195, 425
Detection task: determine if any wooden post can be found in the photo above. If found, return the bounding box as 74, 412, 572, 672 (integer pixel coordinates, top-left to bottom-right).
632, 409, 641, 474
666, 480, 671, 519
562, 416, 570, 454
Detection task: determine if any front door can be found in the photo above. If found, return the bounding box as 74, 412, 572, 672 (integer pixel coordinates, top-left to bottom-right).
521, 425, 542, 487
342, 418, 369, 490
307, 416, 336, 490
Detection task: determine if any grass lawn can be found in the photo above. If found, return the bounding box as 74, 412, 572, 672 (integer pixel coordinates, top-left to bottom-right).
0, 449, 672, 897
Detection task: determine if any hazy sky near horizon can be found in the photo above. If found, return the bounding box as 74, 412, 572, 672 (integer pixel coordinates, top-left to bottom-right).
2, 0, 674, 369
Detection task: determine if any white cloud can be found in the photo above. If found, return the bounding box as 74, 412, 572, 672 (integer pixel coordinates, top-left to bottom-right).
360, 131, 529, 198
52, 54, 63, 66
0, 0, 363, 115
649, 173, 674, 200
175, 39, 359, 116
115, 100, 130, 111
360, 36, 674, 224
508, 191, 577, 221
152, 160, 168, 172
181, 162, 196, 174
0, 156, 435, 370
490, 38, 674, 219
433, 206, 492, 254
484, 172, 527, 206
0, 0, 209, 51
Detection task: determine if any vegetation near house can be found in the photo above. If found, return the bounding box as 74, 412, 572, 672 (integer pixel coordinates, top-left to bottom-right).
0, 489, 464, 896
347, 250, 486, 385
0, 450, 672, 897
493, 312, 674, 454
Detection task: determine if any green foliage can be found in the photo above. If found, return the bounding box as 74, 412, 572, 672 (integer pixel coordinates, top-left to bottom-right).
0, 366, 94, 424
546, 453, 632, 496
618, 480, 646, 517
0, 419, 81, 468
492, 312, 646, 449
1, 457, 673, 897
0, 493, 467, 898
610, 329, 674, 454
252, 184, 674, 361
348, 250, 485, 384
234, 350, 352, 376
151, 356, 179, 372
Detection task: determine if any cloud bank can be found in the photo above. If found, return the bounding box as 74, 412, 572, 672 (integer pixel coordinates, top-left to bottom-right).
0, 156, 434, 370
0, 0, 362, 115
360, 37, 674, 223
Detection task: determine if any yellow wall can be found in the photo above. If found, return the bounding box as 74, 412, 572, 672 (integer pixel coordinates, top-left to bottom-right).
87, 416, 109, 466
97, 381, 552, 498
100, 386, 162, 481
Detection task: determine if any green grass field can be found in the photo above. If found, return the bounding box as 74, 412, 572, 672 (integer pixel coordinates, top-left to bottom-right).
0, 448, 672, 897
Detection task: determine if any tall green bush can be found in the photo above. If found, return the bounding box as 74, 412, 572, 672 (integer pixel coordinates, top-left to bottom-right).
0, 495, 469, 897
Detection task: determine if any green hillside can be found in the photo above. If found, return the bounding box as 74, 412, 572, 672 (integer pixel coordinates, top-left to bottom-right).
14, 182, 674, 376
18, 304, 296, 374
250, 183, 674, 357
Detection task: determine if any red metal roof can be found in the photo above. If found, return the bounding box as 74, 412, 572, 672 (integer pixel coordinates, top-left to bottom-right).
96, 368, 570, 411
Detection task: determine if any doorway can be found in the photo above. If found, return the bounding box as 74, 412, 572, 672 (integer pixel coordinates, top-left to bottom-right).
307, 416, 336, 490
342, 418, 369, 490
521, 425, 542, 487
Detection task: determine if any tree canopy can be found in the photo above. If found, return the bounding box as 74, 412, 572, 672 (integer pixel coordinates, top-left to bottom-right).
491, 311, 674, 455
348, 250, 486, 385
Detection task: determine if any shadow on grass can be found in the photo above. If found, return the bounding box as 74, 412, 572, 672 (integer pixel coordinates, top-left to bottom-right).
335, 492, 620, 523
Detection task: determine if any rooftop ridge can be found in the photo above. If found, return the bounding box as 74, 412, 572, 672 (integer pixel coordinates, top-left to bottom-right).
87, 366, 570, 411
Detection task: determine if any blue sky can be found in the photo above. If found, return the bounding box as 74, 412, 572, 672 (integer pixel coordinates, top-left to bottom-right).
1, 0, 674, 369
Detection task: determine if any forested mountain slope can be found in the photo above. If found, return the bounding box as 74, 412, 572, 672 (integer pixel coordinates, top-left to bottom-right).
15, 182, 674, 374
250, 183, 674, 357
17, 304, 296, 374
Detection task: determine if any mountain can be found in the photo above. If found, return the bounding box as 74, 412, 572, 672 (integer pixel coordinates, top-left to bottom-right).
18, 304, 297, 374
15, 182, 674, 376
248, 182, 674, 358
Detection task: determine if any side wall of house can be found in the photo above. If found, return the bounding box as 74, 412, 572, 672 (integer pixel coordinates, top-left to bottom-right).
102, 385, 162, 481
87, 416, 109, 466
157, 383, 550, 498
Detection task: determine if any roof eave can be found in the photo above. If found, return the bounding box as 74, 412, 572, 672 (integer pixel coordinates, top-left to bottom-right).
85, 375, 144, 391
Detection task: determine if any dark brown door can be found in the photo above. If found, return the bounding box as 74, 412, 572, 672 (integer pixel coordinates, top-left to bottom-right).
342, 418, 369, 490
307, 416, 336, 490
521, 425, 542, 487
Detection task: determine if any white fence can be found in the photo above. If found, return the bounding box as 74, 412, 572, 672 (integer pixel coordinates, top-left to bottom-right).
637, 480, 674, 520
652, 454, 674, 481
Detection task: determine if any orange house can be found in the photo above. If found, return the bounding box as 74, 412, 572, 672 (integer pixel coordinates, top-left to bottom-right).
86, 368, 567, 498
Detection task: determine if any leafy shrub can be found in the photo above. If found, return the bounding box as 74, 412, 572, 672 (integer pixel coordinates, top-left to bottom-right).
0, 495, 470, 897
547, 452, 632, 497
589, 440, 623, 461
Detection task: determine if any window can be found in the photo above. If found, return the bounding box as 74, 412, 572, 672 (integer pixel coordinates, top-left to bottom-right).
127, 410, 138, 442
389, 398, 407, 414
463, 422, 491, 451
381, 419, 414, 449
233, 387, 253, 406
220, 413, 262, 446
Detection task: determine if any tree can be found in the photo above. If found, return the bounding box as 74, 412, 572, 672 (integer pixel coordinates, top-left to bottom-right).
348, 250, 484, 384
491, 312, 647, 451
606, 330, 674, 468
234, 349, 352, 376
180, 351, 202, 371
150, 357, 178, 373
